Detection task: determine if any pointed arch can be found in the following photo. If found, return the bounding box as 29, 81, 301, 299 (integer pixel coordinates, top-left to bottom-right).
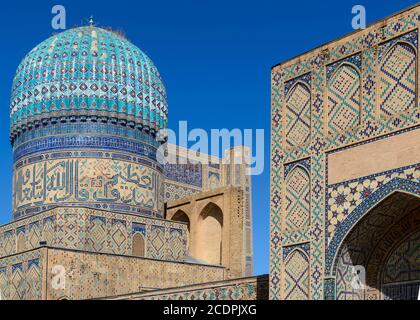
327, 177, 420, 275
379, 41, 416, 117
327, 63, 361, 135
16, 233, 25, 252
332, 190, 420, 300
132, 233, 145, 257
171, 209, 191, 251
171, 210, 190, 233
196, 202, 223, 265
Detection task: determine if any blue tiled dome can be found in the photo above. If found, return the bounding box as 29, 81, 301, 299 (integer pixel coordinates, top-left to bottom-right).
10, 26, 168, 143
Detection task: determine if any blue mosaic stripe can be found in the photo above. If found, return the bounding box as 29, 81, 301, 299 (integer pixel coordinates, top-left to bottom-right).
28, 259, 40, 268
132, 222, 146, 235
13, 202, 163, 221
13, 122, 161, 149
13, 135, 158, 162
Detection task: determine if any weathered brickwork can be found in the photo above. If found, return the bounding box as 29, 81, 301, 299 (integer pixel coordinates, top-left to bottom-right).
102, 275, 269, 300
45, 247, 225, 300
167, 186, 246, 279
164, 145, 254, 276
270, 5, 420, 300
0, 247, 225, 300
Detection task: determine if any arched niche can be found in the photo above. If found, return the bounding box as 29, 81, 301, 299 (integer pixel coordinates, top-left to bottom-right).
196, 203, 224, 265
132, 233, 145, 257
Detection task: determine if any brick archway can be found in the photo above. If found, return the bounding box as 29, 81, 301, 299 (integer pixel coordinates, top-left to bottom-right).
196, 202, 224, 265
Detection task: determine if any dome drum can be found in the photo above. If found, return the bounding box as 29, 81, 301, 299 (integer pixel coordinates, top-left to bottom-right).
10, 26, 167, 220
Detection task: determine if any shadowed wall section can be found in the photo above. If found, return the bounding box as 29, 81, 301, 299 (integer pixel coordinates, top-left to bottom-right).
166, 186, 247, 279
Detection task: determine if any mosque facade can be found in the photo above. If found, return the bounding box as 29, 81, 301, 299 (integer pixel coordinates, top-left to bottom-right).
0, 26, 257, 300
1, 3, 419, 301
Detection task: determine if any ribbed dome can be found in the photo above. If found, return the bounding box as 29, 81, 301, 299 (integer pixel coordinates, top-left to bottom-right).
10, 26, 168, 144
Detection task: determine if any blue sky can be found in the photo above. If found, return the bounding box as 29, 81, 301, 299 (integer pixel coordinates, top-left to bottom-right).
0, 0, 416, 275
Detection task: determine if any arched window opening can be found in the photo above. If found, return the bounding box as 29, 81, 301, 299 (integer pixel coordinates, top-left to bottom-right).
196, 203, 223, 265
132, 233, 145, 257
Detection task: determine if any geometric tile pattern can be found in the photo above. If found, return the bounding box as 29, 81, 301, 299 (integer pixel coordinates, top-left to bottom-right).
3, 231, 14, 256
324, 277, 336, 300
62, 213, 80, 249
13, 134, 160, 163
164, 156, 203, 188
379, 42, 416, 118
284, 249, 310, 300
132, 222, 146, 236
327, 64, 360, 136
326, 163, 419, 244
164, 181, 200, 202
335, 246, 363, 300
270, 66, 285, 299
111, 219, 127, 254
0, 251, 42, 300
326, 176, 420, 276
149, 226, 165, 260
28, 222, 40, 250
0, 268, 7, 300
11, 264, 24, 300
42, 216, 55, 246
26, 259, 42, 300
326, 53, 362, 81
283, 242, 310, 260
285, 82, 311, 147
88, 216, 107, 252
167, 228, 186, 261
285, 166, 310, 231
0, 207, 188, 262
